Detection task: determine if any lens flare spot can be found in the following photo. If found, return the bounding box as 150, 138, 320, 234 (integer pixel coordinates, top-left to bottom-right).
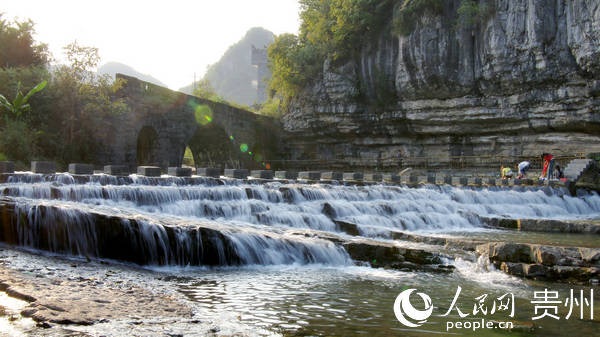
249, 151, 252, 155
240, 144, 248, 152
229, 135, 234, 141
194, 104, 213, 126
265, 163, 271, 170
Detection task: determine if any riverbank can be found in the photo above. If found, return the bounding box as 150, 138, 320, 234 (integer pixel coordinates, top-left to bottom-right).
0, 248, 194, 331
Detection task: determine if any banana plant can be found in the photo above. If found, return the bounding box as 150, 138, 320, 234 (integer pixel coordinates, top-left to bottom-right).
0, 80, 47, 118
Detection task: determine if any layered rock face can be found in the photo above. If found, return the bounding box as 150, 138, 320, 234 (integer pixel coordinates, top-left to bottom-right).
282, 0, 600, 171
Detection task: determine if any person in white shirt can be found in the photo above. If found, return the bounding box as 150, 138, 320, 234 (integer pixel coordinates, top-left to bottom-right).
516, 161, 531, 179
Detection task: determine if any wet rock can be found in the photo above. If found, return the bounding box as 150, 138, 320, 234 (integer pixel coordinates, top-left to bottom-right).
500, 262, 524, 277
524, 264, 548, 278
579, 248, 600, 264
333, 220, 360, 236
482, 242, 534, 264
342, 240, 442, 270
321, 203, 337, 219
534, 246, 562, 266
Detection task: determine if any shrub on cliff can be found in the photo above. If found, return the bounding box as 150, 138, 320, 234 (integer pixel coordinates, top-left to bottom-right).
392, 0, 444, 36
268, 0, 396, 107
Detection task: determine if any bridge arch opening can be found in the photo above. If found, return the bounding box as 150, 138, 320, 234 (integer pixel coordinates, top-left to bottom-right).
136, 126, 159, 166
185, 125, 236, 169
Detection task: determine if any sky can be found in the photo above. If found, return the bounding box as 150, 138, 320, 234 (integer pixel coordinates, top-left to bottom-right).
2, 0, 300, 89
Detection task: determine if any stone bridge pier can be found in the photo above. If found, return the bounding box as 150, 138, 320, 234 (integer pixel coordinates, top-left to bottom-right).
95, 74, 280, 170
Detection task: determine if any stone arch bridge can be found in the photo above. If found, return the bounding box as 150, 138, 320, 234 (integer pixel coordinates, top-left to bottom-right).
95, 74, 281, 170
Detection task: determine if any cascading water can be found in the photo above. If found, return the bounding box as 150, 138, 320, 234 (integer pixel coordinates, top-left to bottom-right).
1, 173, 600, 267
2, 173, 600, 336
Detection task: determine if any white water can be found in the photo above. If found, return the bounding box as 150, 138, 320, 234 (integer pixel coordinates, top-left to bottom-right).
2, 173, 600, 267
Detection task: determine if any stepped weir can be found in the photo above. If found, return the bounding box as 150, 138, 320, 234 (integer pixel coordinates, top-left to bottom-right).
1, 160, 599, 276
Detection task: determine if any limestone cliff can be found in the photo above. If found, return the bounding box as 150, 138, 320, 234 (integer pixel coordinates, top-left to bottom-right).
282, 0, 600, 171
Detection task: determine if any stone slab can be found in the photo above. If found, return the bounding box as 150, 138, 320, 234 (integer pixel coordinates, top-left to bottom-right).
382, 174, 399, 183
224, 169, 248, 179
275, 171, 298, 179
451, 177, 468, 185
321, 171, 343, 181
68, 163, 94, 175
426, 175, 436, 184
31, 161, 56, 174
251, 170, 274, 179
468, 177, 482, 185
344, 172, 364, 181
137, 166, 161, 177
168, 167, 192, 177
0, 161, 15, 174
364, 173, 382, 182
486, 178, 496, 186
298, 171, 321, 180
197, 168, 221, 178
104, 165, 129, 176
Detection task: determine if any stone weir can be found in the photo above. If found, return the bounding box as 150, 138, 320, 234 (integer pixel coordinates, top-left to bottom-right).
1, 169, 599, 284
281, 0, 600, 171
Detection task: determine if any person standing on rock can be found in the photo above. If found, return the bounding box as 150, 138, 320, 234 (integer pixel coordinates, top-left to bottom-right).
541, 153, 555, 179
516, 161, 531, 179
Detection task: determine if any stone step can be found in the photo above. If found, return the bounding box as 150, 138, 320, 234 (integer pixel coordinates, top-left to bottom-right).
31, 161, 56, 174
0, 161, 15, 174
168, 167, 192, 177
224, 169, 248, 179
364, 173, 382, 182
344, 172, 364, 181
381, 173, 398, 183
137, 166, 161, 177
275, 171, 298, 180
565, 159, 594, 181
68, 163, 94, 175
298, 171, 321, 180
104, 165, 129, 176
197, 168, 221, 178
321, 171, 343, 181
251, 170, 274, 179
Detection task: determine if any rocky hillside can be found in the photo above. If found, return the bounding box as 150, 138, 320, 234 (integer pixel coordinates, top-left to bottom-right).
180, 27, 274, 106
282, 0, 600, 171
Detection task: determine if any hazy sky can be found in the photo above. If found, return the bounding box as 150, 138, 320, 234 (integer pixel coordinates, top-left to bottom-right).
3, 1, 300, 89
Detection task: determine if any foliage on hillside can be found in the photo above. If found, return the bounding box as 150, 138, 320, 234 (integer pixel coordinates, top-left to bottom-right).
268, 0, 492, 110
268, 0, 397, 106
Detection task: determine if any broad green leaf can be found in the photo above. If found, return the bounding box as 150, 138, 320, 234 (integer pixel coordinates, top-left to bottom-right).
23, 80, 47, 103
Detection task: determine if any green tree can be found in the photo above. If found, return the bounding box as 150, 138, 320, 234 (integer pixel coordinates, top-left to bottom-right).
0, 13, 49, 68
192, 79, 224, 102
48, 41, 129, 163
